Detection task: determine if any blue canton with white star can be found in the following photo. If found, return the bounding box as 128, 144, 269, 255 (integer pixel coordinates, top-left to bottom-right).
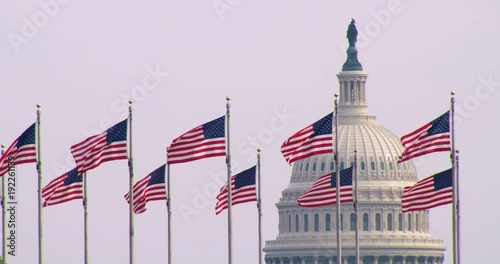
433, 169, 452, 191
203, 116, 225, 139
331, 166, 353, 188
17, 123, 36, 147
235, 166, 256, 189
64, 168, 82, 185
311, 113, 333, 137
148, 164, 166, 186
106, 119, 128, 144
428, 111, 449, 135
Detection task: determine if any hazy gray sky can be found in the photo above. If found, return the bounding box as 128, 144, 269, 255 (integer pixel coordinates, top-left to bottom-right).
1, 0, 499, 263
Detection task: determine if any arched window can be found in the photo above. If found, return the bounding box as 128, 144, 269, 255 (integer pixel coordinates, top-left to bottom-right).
380, 161, 385, 170
295, 214, 299, 232
330, 162, 335, 171
304, 214, 309, 232
350, 213, 356, 231
340, 214, 344, 231
320, 162, 325, 171
398, 213, 403, 231
363, 213, 369, 231
388, 161, 394, 171
288, 215, 292, 232
350, 161, 354, 168
300, 163, 303, 171
312, 163, 317, 172
370, 161, 376, 170
415, 213, 419, 232
360, 161, 366, 171
375, 213, 381, 231
325, 214, 331, 231
305, 163, 309, 172
340, 161, 345, 170
387, 213, 393, 231
314, 214, 319, 232
407, 213, 412, 231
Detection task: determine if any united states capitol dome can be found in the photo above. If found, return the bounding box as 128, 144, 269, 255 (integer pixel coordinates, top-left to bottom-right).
263, 22, 445, 264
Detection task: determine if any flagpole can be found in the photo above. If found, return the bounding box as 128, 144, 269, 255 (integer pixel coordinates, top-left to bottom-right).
1, 144, 6, 264
128, 100, 135, 264
225, 96, 233, 264
257, 148, 262, 264
450, 91, 459, 264
83, 172, 88, 264
455, 149, 461, 264
334, 93, 342, 264
36, 104, 44, 264
166, 164, 172, 264
354, 150, 359, 264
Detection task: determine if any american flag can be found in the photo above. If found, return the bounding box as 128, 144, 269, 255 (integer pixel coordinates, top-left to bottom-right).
280, 113, 333, 164
297, 167, 353, 207
71, 119, 128, 175
167, 116, 226, 164
401, 168, 453, 213
215, 166, 256, 215
42, 168, 82, 207
0, 123, 37, 177
124, 164, 167, 214
398, 111, 450, 163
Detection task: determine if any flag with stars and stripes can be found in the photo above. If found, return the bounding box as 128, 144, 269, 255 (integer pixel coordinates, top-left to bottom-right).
71, 119, 128, 175
215, 166, 256, 215
42, 168, 82, 207
124, 164, 167, 214
167, 116, 226, 164
280, 113, 333, 165
0, 123, 37, 177
297, 167, 353, 207
401, 168, 453, 213
398, 111, 451, 163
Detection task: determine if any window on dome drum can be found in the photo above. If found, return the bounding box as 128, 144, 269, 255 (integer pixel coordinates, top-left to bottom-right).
389, 161, 394, 171
340, 161, 345, 170
305, 163, 309, 172
407, 213, 412, 231
300, 163, 303, 171
415, 213, 419, 232
288, 215, 292, 232
350, 161, 354, 168
320, 162, 325, 171
398, 213, 403, 231
360, 161, 366, 171
350, 213, 356, 231
295, 214, 299, 232
370, 161, 376, 170
375, 213, 381, 231
363, 213, 369, 231
387, 213, 393, 231
380, 161, 385, 170
325, 214, 331, 231
330, 162, 335, 171
340, 214, 344, 231
304, 214, 309, 232
314, 214, 319, 232
312, 163, 316, 172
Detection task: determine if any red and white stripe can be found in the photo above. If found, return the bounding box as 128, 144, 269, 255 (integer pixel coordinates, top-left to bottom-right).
167, 125, 226, 164
297, 173, 353, 208
215, 175, 256, 215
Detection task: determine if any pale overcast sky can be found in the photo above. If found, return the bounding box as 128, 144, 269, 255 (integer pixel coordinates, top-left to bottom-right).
1, 0, 499, 263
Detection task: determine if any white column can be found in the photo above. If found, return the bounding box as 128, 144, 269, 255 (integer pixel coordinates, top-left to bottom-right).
343, 256, 347, 264
314, 257, 319, 264
374, 256, 379, 264
402, 256, 406, 264
328, 257, 333, 264
301, 257, 305, 264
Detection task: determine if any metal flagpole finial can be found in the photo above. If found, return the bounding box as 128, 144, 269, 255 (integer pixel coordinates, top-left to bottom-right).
226, 96, 231, 101
450, 91, 456, 96
334, 93, 339, 98
36, 104, 41, 108
257, 148, 261, 153
128, 99, 133, 105
1, 144, 5, 149
456, 149, 460, 154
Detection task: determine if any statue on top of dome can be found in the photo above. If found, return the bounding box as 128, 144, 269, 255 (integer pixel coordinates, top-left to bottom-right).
347, 19, 358, 47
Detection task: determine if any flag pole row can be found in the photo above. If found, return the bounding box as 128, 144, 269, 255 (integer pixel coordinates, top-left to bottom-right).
0, 91, 461, 263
